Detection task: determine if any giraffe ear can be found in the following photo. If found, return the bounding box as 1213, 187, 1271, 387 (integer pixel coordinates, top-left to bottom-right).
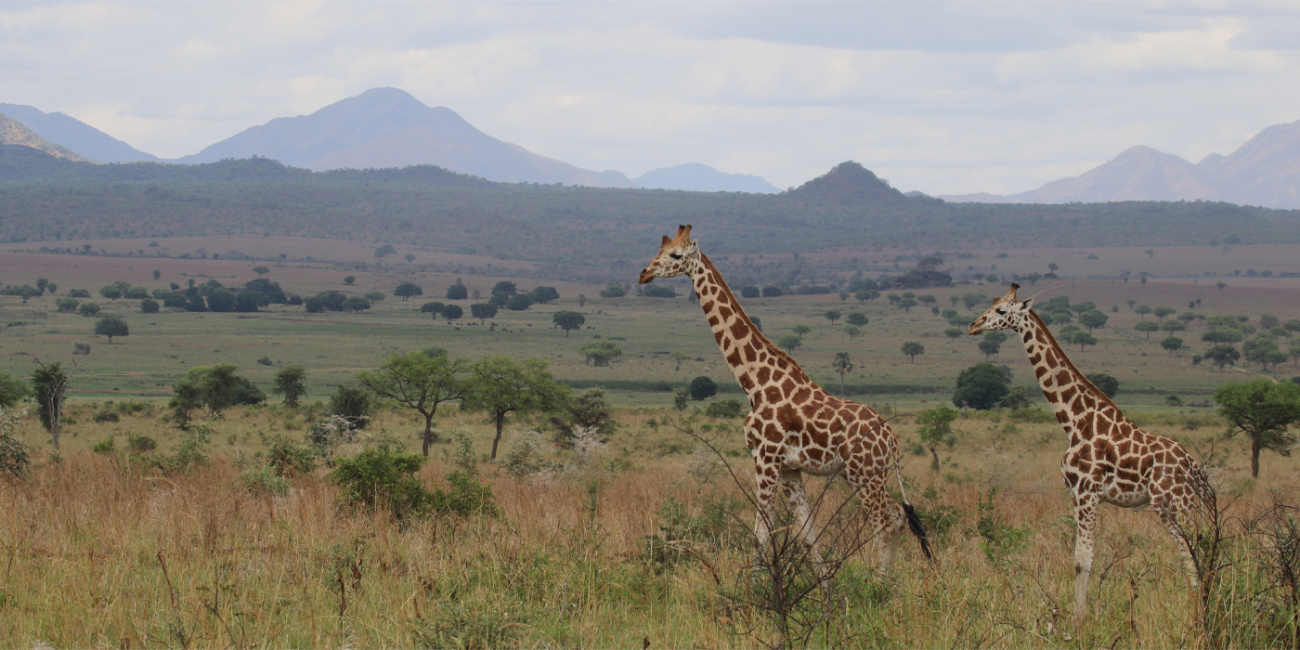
1019, 298, 1034, 312
661, 235, 671, 246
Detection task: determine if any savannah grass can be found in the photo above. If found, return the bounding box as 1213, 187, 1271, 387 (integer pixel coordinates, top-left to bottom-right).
1, 403, 1295, 648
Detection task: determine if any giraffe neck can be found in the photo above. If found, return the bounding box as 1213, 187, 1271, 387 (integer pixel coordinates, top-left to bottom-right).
1012, 311, 1119, 427
689, 253, 811, 404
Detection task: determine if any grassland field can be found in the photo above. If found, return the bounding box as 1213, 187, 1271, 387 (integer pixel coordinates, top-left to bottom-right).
1, 236, 1298, 648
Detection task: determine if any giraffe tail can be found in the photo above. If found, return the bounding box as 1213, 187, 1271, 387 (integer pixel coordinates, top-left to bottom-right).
902, 502, 933, 561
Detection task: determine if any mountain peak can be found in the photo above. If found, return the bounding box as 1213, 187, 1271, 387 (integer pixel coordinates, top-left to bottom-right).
176, 87, 633, 187
784, 161, 907, 205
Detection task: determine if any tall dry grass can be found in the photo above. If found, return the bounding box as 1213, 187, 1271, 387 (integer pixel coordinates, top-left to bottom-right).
0, 405, 1296, 648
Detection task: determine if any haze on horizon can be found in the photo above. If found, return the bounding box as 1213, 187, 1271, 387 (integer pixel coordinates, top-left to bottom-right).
3, 1, 1299, 196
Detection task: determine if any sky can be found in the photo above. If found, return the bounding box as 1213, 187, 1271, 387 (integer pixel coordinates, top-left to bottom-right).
3, 1, 1300, 195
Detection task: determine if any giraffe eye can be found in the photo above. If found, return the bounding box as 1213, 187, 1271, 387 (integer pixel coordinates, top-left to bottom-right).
670, 253, 683, 260
995, 309, 1006, 315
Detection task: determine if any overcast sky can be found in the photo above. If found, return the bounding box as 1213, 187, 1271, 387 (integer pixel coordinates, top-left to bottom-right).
3, 1, 1299, 194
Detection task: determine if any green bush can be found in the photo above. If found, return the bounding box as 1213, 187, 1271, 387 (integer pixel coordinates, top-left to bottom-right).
703, 399, 745, 418
331, 448, 438, 519
266, 435, 316, 477
0, 408, 30, 478
92, 410, 120, 423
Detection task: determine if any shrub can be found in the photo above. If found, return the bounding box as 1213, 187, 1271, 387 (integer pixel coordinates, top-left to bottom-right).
703, 399, 745, 418
0, 408, 30, 479
329, 385, 371, 428
92, 410, 120, 423
331, 448, 435, 518
266, 435, 316, 477
689, 376, 718, 400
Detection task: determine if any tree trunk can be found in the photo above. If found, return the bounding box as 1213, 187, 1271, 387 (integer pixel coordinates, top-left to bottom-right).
490, 412, 506, 460
930, 445, 940, 472
1252, 437, 1261, 478
839, 375, 845, 397
420, 408, 440, 457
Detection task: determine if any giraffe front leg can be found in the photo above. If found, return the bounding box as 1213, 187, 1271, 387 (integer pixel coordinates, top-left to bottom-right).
779, 470, 828, 582
751, 458, 779, 568
1071, 494, 1100, 629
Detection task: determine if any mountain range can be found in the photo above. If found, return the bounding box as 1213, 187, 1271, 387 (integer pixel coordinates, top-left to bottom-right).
940, 120, 1300, 209
0, 88, 777, 193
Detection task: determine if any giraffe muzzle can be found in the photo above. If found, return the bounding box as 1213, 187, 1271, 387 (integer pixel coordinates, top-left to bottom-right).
638, 268, 655, 284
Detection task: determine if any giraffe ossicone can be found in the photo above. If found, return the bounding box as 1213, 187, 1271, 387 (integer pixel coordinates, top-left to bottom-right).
969, 283, 1213, 628
640, 225, 931, 576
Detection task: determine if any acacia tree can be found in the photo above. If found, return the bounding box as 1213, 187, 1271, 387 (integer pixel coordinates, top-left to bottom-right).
901, 341, 925, 363
917, 405, 959, 471
393, 282, 423, 301
831, 352, 853, 396
94, 315, 129, 343
357, 351, 468, 456
470, 303, 497, 324
552, 310, 585, 337
1214, 379, 1300, 478
272, 365, 308, 407
461, 356, 568, 460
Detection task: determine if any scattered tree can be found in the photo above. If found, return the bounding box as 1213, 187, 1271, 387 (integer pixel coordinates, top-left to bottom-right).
846, 312, 868, 327
1204, 345, 1241, 370
777, 334, 802, 351
832, 352, 853, 396
1214, 378, 1300, 478
357, 351, 468, 456
952, 363, 1011, 410
77, 302, 101, 317
670, 350, 691, 371
599, 283, 626, 298
470, 303, 497, 324
1078, 310, 1108, 332
343, 275, 356, 285
420, 301, 445, 318
1135, 305, 1153, 319
446, 280, 468, 300
462, 356, 568, 460
843, 324, 862, 339
394, 282, 423, 301
170, 364, 265, 428
252, 265, 270, 277
1161, 336, 1184, 355
31, 358, 71, 448
94, 315, 129, 343
1135, 321, 1160, 339
917, 405, 959, 471
792, 324, 811, 340
824, 310, 842, 325
579, 341, 622, 367
1086, 373, 1119, 398
901, 341, 925, 363
271, 365, 308, 407
688, 376, 718, 400
552, 311, 585, 337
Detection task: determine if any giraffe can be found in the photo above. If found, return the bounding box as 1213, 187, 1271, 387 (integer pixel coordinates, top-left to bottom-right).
639, 225, 931, 575
969, 283, 1212, 627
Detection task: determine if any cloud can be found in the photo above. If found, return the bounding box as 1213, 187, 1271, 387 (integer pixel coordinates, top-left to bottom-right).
2, 2, 1299, 194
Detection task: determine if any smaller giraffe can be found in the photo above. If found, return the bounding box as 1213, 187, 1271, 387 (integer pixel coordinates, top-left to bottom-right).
969, 284, 1212, 627
640, 225, 930, 577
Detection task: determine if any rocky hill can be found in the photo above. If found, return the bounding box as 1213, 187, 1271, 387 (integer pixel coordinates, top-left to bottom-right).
0, 111, 89, 162
0, 103, 159, 163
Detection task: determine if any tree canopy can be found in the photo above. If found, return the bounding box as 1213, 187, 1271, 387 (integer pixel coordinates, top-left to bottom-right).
1215, 379, 1300, 477
357, 351, 468, 456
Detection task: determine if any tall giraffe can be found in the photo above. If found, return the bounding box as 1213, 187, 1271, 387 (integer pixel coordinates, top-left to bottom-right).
639, 225, 930, 574
969, 284, 1211, 626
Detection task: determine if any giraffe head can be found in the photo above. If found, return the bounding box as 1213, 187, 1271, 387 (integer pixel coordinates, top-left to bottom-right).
639, 224, 699, 284
968, 283, 1034, 335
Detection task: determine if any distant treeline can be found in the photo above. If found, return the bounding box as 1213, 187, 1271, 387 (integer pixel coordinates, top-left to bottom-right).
4, 144, 1300, 266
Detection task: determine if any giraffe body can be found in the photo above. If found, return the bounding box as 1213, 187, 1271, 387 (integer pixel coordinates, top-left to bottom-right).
640, 226, 930, 575
970, 284, 1211, 627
